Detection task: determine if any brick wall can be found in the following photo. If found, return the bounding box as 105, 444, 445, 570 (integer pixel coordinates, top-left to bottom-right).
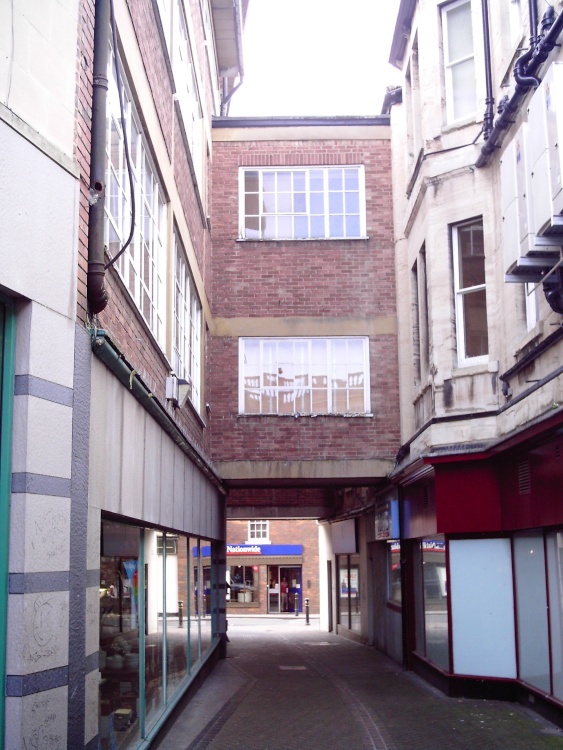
226, 518, 320, 614
75, 0, 214, 454
208, 132, 400, 465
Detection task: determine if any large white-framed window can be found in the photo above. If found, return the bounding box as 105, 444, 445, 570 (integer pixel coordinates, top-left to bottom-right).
173, 234, 202, 412
174, 0, 204, 188
105, 45, 167, 348
154, 0, 204, 190
239, 166, 366, 240
525, 282, 539, 332
452, 218, 489, 365
442, 0, 477, 123
247, 521, 270, 544
239, 337, 371, 416
199, 0, 220, 98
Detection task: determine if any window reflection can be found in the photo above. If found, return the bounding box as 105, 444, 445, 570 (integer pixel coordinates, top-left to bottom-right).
99, 521, 219, 748
422, 537, 449, 670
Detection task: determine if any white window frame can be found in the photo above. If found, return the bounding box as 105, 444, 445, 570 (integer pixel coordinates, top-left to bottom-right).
508, 0, 523, 48
247, 521, 270, 544
525, 282, 539, 332
173, 234, 202, 412
105, 45, 167, 348
154, 0, 204, 191
239, 166, 367, 240
442, 0, 477, 123
452, 218, 489, 366
174, 0, 204, 188
238, 337, 371, 416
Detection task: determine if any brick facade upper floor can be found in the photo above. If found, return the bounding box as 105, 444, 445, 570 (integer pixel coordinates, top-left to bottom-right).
210, 122, 395, 320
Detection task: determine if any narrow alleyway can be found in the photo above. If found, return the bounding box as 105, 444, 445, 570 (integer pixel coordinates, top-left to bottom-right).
153, 617, 563, 750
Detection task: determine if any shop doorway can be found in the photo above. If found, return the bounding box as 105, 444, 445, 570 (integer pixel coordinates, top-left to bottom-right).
267, 566, 302, 613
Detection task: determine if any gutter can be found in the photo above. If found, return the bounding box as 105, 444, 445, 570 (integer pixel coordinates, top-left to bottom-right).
212, 115, 391, 128
477, 5, 563, 168
90, 329, 226, 495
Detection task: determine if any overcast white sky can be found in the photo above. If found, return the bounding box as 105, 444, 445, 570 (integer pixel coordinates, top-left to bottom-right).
229, 0, 402, 118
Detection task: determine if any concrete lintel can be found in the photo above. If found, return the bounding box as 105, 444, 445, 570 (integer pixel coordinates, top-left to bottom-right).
217, 459, 393, 483
210, 316, 397, 337
227, 506, 329, 520
212, 124, 391, 142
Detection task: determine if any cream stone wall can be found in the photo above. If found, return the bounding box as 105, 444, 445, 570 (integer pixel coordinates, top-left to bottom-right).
0, 1, 79, 157
391, 0, 563, 456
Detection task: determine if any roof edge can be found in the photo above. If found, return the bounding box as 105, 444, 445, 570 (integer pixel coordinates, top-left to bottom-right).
212, 115, 391, 129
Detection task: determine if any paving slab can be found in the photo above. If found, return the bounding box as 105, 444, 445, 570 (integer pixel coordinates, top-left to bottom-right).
154, 617, 563, 750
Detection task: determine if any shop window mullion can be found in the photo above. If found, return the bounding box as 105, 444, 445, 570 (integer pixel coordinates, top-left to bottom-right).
139, 529, 147, 737
162, 533, 168, 706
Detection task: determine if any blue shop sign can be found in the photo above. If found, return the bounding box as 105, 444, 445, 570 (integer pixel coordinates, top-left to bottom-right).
196, 544, 303, 557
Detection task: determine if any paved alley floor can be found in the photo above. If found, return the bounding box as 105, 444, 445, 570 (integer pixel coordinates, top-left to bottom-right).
153, 616, 563, 750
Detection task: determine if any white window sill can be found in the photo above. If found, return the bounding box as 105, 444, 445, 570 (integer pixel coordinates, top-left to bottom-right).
237, 412, 374, 418
450, 359, 497, 378
236, 236, 370, 243
245, 539, 271, 545
441, 115, 479, 133
513, 321, 544, 358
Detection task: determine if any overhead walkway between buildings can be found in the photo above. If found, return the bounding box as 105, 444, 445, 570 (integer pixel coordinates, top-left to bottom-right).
153, 617, 563, 750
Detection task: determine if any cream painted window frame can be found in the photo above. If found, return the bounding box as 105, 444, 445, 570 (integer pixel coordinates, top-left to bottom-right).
239, 337, 371, 416
452, 218, 489, 366
239, 166, 367, 241
441, 0, 477, 123
105, 45, 167, 349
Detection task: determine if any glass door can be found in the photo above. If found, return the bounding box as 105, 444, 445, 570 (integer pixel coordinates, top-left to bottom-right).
281, 567, 302, 613
267, 566, 280, 613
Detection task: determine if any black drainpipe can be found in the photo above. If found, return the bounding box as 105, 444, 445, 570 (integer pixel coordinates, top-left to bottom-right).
87, 0, 110, 315
476, 4, 563, 168
481, 0, 494, 141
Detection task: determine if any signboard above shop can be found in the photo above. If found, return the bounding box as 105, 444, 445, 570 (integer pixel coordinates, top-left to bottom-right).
227, 544, 303, 556
375, 496, 400, 540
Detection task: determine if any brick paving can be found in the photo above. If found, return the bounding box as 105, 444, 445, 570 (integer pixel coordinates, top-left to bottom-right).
154, 617, 563, 750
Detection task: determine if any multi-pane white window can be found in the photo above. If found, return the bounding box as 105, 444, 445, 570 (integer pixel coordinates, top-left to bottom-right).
239, 338, 370, 415
442, 0, 477, 123
155, 0, 204, 189
173, 235, 202, 412
105, 45, 166, 347
452, 219, 489, 364
199, 0, 219, 103
239, 167, 366, 240
247, 521, 269, 543
174, 0, 203, 188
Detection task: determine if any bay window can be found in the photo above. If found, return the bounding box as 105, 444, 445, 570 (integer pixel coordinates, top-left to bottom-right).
239, 337, 370, 416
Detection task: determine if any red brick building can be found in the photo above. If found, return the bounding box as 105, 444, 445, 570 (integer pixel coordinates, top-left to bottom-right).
209, 117, 400, 637
226, 518, 320, 615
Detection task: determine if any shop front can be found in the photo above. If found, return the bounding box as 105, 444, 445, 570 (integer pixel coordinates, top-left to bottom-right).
99, 520, 221, 748
224, 544, 304, 614
397, 419, 563, 719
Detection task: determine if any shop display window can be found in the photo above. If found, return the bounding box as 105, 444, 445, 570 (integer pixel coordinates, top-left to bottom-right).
227, 564, 255, 603
387, 541, 402, 605
99, 520, 219, 749
421, 537, 449, 671
337, 554, 361, 631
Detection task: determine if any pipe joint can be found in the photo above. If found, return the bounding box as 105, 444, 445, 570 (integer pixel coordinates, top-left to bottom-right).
93, 73, 108, 91
87, 260, 109, 315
